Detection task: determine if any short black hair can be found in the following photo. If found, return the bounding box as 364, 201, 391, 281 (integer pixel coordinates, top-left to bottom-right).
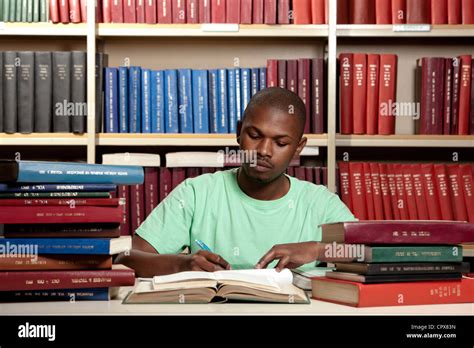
242, 87, 307, 136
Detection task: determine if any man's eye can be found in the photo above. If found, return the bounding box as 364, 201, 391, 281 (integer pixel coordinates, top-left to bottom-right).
249, 133, 259, 139
277, 142, 288, 147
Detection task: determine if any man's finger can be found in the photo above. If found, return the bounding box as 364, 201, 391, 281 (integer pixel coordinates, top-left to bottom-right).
196, 256, 225, 272
200, 251, 232, 270
256, 249, 279, 269
275, 255, 290, 272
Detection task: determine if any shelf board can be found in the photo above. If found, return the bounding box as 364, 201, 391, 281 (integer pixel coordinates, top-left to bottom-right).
97, 24, 329, 37
337, 24, 474, 37
0, 133, 88, 146
96, 133, 328, 146
0, 22, 88, 36
336, 135, 474, 148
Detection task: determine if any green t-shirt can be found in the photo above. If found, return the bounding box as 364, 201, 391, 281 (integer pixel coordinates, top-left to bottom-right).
136, 168, 356, 269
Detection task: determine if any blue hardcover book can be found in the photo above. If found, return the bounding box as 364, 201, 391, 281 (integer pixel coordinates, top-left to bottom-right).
0, 236, 132, 255
151, 70, 165, 133
0, 160, 144, 184
177, 69, 193, 133
104, 68, 119, 133
208, 69, 219, 133
241, 68, 251, 116
118, 67, 129, 133
259, 67, 267, 91
227, 69, 237, 133
251, 68, 259, 96
164, 69, 179, 133
141, 69, 152, 133
217, 69, 229, 133
191, 70, 210, 134
0, 184, 117, 193
0, 288, 111, 302
234, 68, 242, 122
128, 66, 142, 133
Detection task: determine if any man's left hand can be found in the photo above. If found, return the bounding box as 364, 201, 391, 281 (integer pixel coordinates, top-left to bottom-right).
255, 242, 321, 272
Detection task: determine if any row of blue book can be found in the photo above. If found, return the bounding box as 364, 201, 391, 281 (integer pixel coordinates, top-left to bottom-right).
103, 66, 267, 134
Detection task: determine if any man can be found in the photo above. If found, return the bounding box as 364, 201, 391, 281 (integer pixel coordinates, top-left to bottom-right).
117, 87, 355, 277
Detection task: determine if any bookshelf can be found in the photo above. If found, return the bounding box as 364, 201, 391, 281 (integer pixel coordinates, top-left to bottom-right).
1, 0, 474, 194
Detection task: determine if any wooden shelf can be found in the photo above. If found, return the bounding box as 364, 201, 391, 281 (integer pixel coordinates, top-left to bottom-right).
0, 133, 88, 145
97, 24, 329, 37
0, 22, 88, 36
336, 135, 474, 148
337, 24, 474, 37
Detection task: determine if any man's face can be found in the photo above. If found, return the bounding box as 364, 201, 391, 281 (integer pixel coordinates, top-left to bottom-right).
238, 106, 306, 183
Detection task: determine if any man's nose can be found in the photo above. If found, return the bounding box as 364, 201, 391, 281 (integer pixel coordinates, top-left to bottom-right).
257, 138, 272, 158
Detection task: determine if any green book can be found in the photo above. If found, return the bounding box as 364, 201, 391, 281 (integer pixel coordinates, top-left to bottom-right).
21, 0, 27, 22
0, 0, 4, 22
367, 245, 463, 263
0, 192, 112, 198
3, 0, 9, 22
26, 0, 32, 22
39, 0, 46, 22
32, 0, 39, 22
8, 0, 15, 22
15, 0, 22, 21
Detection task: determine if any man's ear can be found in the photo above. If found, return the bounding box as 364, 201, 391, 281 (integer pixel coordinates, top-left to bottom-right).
295, 136, 307, 157
236, 120, 243, 144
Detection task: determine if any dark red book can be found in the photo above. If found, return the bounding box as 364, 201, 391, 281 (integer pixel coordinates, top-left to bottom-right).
451, 57, 461, 135
366, 54, 380, 135
80, 0, 87, 22
393, 163, 409, 220
171, 168, 186, 190
187, 0, 198, 23
0, 198, 121, 206
130, 184, 145, 235
278, 60, 287, 89
349, 162, 368, 220
431, 0, 447, 24
267, 59, 278, 87
362, 162, 376, 220
298, 58, 311, 134
350, 0, 375, 24
391, 0, 406, 23
378, 163, 393, 220
433, 164, 454, 221
186, 167, 200, 178
96, 0, 104, 22
471, 58, 474, 135
448, 0, 461, 24
378, 54, 397, 135
406, 0, 431, 23
386, 164, 401, 220
172, 0, 186, 23
312, 58, 325, 134
111, 0, 124, 22
124, 0, 137, 22
305, 167, 314, 183
446, 164, 468, 222
420, 163, 442, 220
322, 167, 328, 186
0, 254, 113, 271
463, 0, 474, 23
241, 0, 253, 23
459, 164, 474, 223
353, 53, 367, 134
158, 0, 172, 23
293, 0, 311, 23
338, 162, 353, 212
278, 0, 290, 23
369, 162, 384, 220
59, 0, 71, 23
144, 0, 157, 22
338, 0, 350, 23
340, 53, 353, 134
4, 223, 121, 238
286, 59, 298, 93
286, 166, 295, 177
252, 0, 264, 23
0, 265, 135, 291
264, 0, 277, 23
159, 168, 172, 202
69, 0, 82, 22
211, 0, 226, 23
458, 55, 472, 135
419, 57, 445, 135
311, 0, 325, 24
411, 164, 430, 220
294, 167, 306, 181
101, 0, 112, 22
118, 186, 130, 236
401, 164, 418, 220
144, 168, 159, 218
313, 167, 321, 185
443, 58, 453, 135
376, 0, 392, 24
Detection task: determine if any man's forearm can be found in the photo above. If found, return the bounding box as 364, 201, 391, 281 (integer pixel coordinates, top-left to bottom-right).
115, 250, 186, 278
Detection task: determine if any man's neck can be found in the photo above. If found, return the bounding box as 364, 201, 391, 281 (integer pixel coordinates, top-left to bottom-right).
237, 167, 290, 201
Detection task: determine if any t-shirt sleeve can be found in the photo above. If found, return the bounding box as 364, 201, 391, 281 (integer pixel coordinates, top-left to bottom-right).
323, 192, 357, 224
135, 179, 195, 254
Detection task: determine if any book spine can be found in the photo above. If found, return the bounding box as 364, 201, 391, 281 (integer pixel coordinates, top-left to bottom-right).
241, 0, 252, 23
128, 66, 142, 133
102, 0, 111, 22
69, 0, 81, 22
141, 68, 152, 133
187, 0, 198, 23
286, 59, 297, 93
0, 288, 111, 301
401, 164, 418, 220
0, 184, 116, 193
123, 0, 136, 22
0, 192, 111, 199
431, 0, 447, 24
130, 184, 145, 234
34, 52, 52, 133
277, 59, 286, 89
386, 164, 401, 220
208, 69, 218, 133
366, 54, 380, 135
198, 0, 211, 22
17, 52, 35, 134
298, 58, 311, 134
252, 0, 263, 23
369, 162, 384, 220
136, 0, 145, 23
446, 164, 468, 222
52, 51, 72, 133
463, 0, 474, 24
433, 164, 455, 220
159, 168, 172, 202
348, 162, 367, 220
58, 0, 70, 22
171, 168, 186, 189
0, 198, 120, 206
226, 0, 240, 23
459, 164, 474, 223
240, 68, 251, 124
71, 51, 87, 134
235, 68, 242, 122
311, 58, 325, 134
144, 168, 159, 217
79, 0, 86, 22
191, 70, 209, 133
458, 55, 472, 135
264, 0, 276, 23
277, 0, 289, 24
211, 0, 225, 22
420, 163, 442, 220
0, 255, 113, 271
266, 59, 278, 87
118, 67, 129, 133
339, 53, 353, 134
0, 238, 118, 255
370, 245, 463, 263
0, 53, 2, 132
95, 53, 106, 133
362, 162, 376, 220
451, 57, 461, 135
443, 58, 453, 135
406, 0, 431, 23
338, 162, 353, 212
3, 51, 18, 134
40, 0, 48, 21
105, 67, 119, 133
111, 0, 124, 22
259, 67, 266, 90
311, 0, 325, 24
145, 0, 157, 23
151, 70, 165, 133
250, 68, 259, 97
377, 54, 397, 135
227, 69, 237, 134
164, 69, 179, 133
178, 69, 194, 133
471, 58, 474, 135
411, 164, 430, 220
353, 53, 367, 134
351, 0, 375, 24
392, 0, 406, 23
378, 163, 393, 220
393, 163, 409, 219
172, 0, 185, 23
293, 0, 311, 24
448, 0, 461, 24
376, 0, 391, 23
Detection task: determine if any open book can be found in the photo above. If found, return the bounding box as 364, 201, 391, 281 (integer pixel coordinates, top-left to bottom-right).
123, 269, 310, 304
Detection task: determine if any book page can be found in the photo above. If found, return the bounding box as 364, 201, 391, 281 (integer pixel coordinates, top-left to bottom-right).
214, 269, 293, 290
153, 271, 216, 285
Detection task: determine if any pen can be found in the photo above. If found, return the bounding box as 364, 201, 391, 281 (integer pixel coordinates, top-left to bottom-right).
195, 239, 212, 252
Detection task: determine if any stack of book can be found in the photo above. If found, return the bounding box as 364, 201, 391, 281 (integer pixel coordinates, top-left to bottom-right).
312, 220, 474, 307
1, 0, 49, 22
0, 160, 143, 302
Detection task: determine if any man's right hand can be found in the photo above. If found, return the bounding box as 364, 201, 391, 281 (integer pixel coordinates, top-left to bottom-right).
180, 250, 232, 272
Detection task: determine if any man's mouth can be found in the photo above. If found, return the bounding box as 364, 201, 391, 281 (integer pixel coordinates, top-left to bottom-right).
255, 159, 273, 171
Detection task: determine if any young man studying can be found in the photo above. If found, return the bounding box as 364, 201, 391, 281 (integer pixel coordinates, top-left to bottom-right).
117, 87, 356, 277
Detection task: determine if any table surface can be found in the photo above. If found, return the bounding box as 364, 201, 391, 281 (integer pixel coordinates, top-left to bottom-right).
1, 286, 473, 316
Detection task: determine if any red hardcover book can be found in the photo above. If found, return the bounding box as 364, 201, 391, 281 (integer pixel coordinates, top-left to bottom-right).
252, 0, 264, 23
433, 164, 455, 220
431, 0, 447, 24
293, 0, 312, 24
111, 0, 124, 22
187, 0, 198, 23
102, 0, 112, 22
458, 55, 472, 135
0, 254, 113, 271
459, 164, 474, 223
3, 224, 122, 238
350, 0, 375, 24
312, 277, 474, 307
298, 58, 311, 134
451, 57, 461, 134
118, 186, 130, 235
348, 162, 368, 220
144, 168, 159, 217
59, 0, 71, 23
145, 0, 158, 23
376, 0, 392, 24
0, 198, 121, 206
378, 54, 397, 135
322, 167, 328, 186
406, 0, 431, 23
0, 265, 135, 292
211, 0, 226, 23
278, 0, 290, 23
171, 168, 186, 190
448, 0, 461, 24
338, 0, 350, 23
411, 164, 429, 220
362, 162, 376, 220
420, 163, 442, 220
312, 58, 325, 134
340, 53, 353, 134
0, 206, 123, 224
287, 59, 298, 93
277, 60, 287, 88
264, 0, 276, 23
369, 163, 384, 220
443, 58, 453, 134
366, 54, 380, 135
446, 165, 468, 221
313, 167, 321, 185
136, 0, 146, 23
393, 163, 409, 220
286, 166, 295, 177
172, 0, 186, 23
241, 0, 253, 23
130, 184, 145, 235
267, 59, 278, 87
419, 57, 445, 135
391, 0, 406, 23
378, 163, 393, 220
69, 0, 82, 22
159, 168, 172, 202
401, 164, 418, 220
294, 167, 306, 181
305, 167, 314, 183
471, 58, 474, 134
311, 0, 325, 24
186, 167, 200, 178
80, 0, 87, 22
158, 0, 172, 22
386, 164, 401, 220
124, 0, 137, 22
338, 162, 353, 212
463, 0, 474, 23
353, 53, 367, 134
